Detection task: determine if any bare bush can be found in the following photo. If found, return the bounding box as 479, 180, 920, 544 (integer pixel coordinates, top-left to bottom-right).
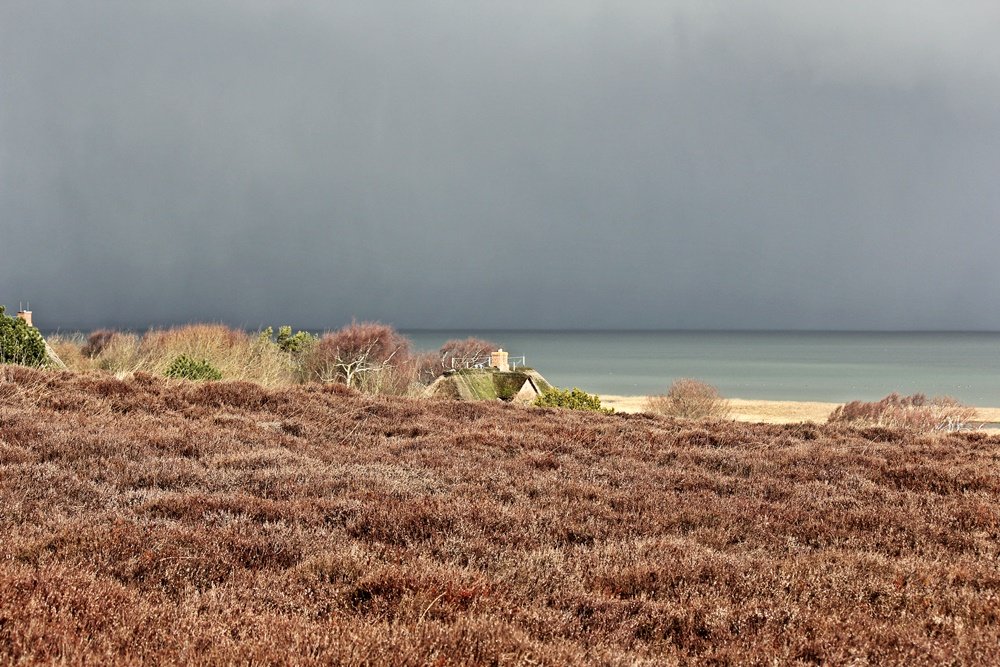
828, 392, 976, 431
303, 321, 412, 394
410, 337, 500, 386
81, 329, 118, 358
438, 337, 498, 371
645, 378, 730, 419
412, 350, 442, 385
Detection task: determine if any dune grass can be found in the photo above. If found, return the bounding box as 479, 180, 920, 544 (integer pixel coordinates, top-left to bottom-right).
48, 324, 296, 388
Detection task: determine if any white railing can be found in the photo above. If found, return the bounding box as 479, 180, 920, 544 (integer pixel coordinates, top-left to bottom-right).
450, 356, 491, 369
449, 355, 527, 370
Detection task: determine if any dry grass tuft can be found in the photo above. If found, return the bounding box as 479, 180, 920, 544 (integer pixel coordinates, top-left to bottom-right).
46, 333, 91, 370
1, 367, 998, 664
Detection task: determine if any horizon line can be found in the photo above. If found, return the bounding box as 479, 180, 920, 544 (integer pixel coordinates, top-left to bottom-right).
37, 324, 1000, 336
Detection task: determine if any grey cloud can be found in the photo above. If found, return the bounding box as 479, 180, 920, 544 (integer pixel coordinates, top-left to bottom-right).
1, 1, 998, 330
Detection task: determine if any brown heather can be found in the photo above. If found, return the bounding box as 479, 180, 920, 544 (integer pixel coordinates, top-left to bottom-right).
1, 367, 999, 665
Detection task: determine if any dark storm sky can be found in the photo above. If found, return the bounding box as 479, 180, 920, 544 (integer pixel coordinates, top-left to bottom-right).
2, 1, 999, 331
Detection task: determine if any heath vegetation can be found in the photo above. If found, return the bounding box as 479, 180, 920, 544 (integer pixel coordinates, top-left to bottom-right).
1, 366, 998, 664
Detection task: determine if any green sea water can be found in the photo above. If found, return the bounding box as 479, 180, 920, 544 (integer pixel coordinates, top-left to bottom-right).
405, 331, 1000, 404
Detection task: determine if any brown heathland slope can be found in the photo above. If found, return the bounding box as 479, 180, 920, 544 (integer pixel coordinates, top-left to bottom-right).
1, 367, 999, 665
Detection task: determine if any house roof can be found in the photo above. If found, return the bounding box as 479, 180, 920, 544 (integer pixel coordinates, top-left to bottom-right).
424, 368, 552, 403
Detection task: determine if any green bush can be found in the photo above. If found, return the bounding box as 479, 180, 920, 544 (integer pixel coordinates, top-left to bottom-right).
0, 306, 48, 367
258, 325, 316, 356
276, 326, 315, 354
164, 355, 223, 381
535, 387, 612, 413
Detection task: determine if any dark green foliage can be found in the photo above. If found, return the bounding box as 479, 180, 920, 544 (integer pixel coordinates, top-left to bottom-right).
276, 326, 315, 354
0, 305, 48, 367
164, 355, 223, 381
258, 326, 315, 354
535, 386, 612, 413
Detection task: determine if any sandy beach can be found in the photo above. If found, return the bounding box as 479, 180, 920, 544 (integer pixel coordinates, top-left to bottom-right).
600, 394, 1000, 426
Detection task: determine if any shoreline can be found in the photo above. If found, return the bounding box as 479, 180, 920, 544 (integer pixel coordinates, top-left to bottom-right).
599, 394, 1000, 426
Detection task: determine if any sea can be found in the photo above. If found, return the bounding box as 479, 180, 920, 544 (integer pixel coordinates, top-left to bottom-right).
405, 331, 1000, 405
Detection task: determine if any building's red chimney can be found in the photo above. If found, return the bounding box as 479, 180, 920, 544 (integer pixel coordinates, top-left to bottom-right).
16, 309, 33, 328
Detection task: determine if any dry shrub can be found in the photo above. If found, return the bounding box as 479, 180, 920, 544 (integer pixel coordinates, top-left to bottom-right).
645, 378, 730, 419
829, 392, 976, 431
302, 321, 412, 394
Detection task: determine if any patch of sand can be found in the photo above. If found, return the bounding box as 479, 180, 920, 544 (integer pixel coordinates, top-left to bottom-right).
600, 394, 1000, 427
